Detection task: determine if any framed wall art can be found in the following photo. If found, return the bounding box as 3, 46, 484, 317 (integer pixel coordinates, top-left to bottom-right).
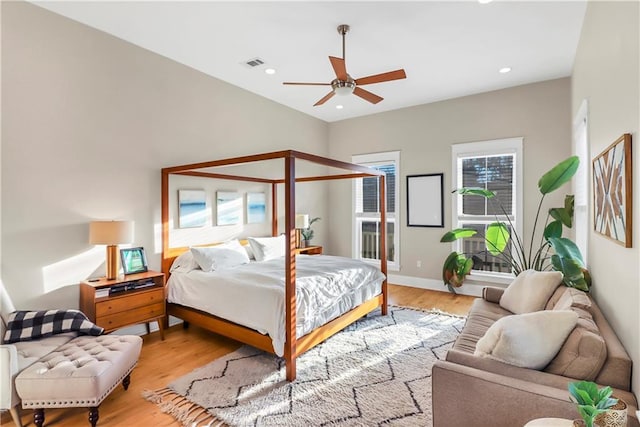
216, 191, 242, 225
592, 133, 632, 247
178, 189, 207, 228
246, 192, 266, 223
406, 173, 444, 227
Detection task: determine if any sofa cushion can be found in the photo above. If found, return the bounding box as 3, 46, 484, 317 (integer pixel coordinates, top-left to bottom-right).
549, 286, 592, 311
500, 269, 563, 314
452, 298, 512, 354
474, 310, 578, 369
544, 325, 607, 380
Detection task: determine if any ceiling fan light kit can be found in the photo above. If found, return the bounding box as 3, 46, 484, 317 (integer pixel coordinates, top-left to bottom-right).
283, 24, 406, 106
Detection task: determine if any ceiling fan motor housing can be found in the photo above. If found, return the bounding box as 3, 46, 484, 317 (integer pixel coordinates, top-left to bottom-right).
331, 76, 355, 95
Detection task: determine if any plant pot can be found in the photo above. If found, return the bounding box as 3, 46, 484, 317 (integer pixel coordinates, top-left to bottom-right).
595, 399, 628, 427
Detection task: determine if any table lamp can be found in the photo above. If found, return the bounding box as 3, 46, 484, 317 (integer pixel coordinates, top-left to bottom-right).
90, 220, 134, 280
295, 214, 310, 248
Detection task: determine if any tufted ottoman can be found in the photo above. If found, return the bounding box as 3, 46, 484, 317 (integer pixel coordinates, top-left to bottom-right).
15, 334, 142, 427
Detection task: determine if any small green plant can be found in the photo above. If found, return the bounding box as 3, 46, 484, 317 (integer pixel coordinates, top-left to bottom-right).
568, 381, 618, 427
301, 217, 321, 242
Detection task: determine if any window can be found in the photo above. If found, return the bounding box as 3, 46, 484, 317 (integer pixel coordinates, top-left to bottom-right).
352, 151, 400, 270
573, 101, 589, 260
451, 138, 523, 280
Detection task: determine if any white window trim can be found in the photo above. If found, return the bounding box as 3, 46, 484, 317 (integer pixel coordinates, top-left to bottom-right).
451, 138, 523, 284
352, 151, 400, 271
573, 100, 589, 262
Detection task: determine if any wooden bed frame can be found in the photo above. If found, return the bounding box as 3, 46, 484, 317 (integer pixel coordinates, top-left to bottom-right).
161, 150, 387, 381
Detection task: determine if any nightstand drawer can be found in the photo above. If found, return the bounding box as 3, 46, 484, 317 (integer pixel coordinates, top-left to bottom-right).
98, 302, 165, 331
96, 288, 164, 317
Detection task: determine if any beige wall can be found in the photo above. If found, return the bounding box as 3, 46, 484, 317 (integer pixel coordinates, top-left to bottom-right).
327, 78, 572, 293
572, 1, 639, 398
1, 2, 328, 308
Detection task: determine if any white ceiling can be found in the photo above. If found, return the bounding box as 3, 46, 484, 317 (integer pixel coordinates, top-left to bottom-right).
33, 1, 587, 123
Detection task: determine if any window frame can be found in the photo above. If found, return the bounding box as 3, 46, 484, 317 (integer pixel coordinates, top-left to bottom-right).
451, 138, 523, 284
352, 151, 400, 271
573, 100, 589, 262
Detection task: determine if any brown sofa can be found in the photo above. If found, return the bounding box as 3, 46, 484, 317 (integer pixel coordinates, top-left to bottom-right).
432, 285, 638, 427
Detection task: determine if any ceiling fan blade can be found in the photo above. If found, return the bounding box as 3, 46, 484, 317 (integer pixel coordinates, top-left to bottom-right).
353, 87, 383, 104
283, 82, 331, 86
313, 91, 335, 106
329, 56, 348, 81
355, 69, 406, 86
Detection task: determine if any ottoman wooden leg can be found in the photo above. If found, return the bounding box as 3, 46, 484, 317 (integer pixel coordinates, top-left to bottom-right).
123, 373, 131, 390
88, 406, 99, 427
33, 408, 45, 427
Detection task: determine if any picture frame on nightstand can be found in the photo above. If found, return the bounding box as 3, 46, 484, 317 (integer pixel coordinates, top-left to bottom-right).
120, 247, 148, 275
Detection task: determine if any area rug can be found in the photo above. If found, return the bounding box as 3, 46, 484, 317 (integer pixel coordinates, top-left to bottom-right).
143, 306, 465, 426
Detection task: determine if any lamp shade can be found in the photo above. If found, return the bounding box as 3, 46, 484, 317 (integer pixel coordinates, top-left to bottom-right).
295, 214, 310, 229
89, 221, 134, 245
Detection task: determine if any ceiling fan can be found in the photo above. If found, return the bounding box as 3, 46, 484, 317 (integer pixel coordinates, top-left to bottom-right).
283, 24, 407, 106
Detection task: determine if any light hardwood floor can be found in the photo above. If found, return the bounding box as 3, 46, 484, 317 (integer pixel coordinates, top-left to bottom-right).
1, 285, 475, 427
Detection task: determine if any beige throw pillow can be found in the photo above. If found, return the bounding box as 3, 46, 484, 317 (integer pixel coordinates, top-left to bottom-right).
500, 269, 563, 314
474, 310, 578, 369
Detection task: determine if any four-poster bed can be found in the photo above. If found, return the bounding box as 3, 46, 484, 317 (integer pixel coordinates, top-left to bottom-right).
161, 150, 388, 381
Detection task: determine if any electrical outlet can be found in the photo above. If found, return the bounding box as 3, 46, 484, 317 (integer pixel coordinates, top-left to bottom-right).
416, 260, 422, 268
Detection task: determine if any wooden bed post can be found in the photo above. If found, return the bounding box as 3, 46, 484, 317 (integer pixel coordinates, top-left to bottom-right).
271, 182, 278, 236
379, 174, 388, 315
161, 169, 170, 275
284, 154, 297, 381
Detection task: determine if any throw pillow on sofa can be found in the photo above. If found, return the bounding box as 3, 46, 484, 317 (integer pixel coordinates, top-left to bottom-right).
500, 269, 563, 314
474, 310, 578, 369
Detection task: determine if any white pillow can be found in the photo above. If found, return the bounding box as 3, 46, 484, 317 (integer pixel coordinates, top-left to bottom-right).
190, 240, 250, 272
169, 251, 200, 273
243, 242, 255, 260
474, 310, 578, 369
247, 235, 286, 262
500, 269, 563, 314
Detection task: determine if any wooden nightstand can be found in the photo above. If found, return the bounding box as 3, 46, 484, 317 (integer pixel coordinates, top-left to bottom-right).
295, 245, 323, 255
80, 271, 166, 340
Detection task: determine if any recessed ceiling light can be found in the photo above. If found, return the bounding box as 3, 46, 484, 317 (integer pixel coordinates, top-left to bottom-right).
336, 105, 344, 110
478, 0, 493, 4
264, 68, 276, 75
499, 67, 512, 74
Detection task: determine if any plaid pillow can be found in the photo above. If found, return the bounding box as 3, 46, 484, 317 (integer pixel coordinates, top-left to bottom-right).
3, 309, 104, 344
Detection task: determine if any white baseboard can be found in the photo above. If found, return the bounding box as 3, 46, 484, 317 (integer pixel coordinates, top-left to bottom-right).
388, 274, 492, 297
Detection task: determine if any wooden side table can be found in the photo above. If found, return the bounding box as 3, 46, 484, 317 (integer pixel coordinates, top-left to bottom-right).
295, 245, 323, 255
80, 270, 166, 340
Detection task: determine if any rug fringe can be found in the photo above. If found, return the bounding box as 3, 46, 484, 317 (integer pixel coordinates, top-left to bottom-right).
142, 388, 223, 427
389, 304, 467, 319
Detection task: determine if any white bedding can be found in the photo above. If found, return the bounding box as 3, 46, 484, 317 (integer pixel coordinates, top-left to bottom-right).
167, 254, 386, 356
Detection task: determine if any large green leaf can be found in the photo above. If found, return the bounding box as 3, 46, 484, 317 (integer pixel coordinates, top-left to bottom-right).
440, 228, 477, 242
485, 222, 510, 256
551, 255, 589, 291
550, 195, 575, 228
544, 220, 563, 239
538, 156, 579, 195
548, 237, 585, 267
442, 251, 471, 287
454, 187, 496, 198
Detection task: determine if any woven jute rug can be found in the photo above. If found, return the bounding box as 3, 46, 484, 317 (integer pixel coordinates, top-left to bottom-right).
143, 306, 465, 426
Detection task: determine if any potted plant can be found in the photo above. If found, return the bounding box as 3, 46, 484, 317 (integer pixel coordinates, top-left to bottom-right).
568, 381, 619, 427
301, 217, 321, 247
440, 156, 591, 292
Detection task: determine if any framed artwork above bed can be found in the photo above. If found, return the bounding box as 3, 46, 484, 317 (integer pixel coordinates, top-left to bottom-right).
178, 189, 207, 228
217, 191, 242, 225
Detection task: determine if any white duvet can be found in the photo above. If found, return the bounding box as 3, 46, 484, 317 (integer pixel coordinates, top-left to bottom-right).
167, 254, 385, 356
